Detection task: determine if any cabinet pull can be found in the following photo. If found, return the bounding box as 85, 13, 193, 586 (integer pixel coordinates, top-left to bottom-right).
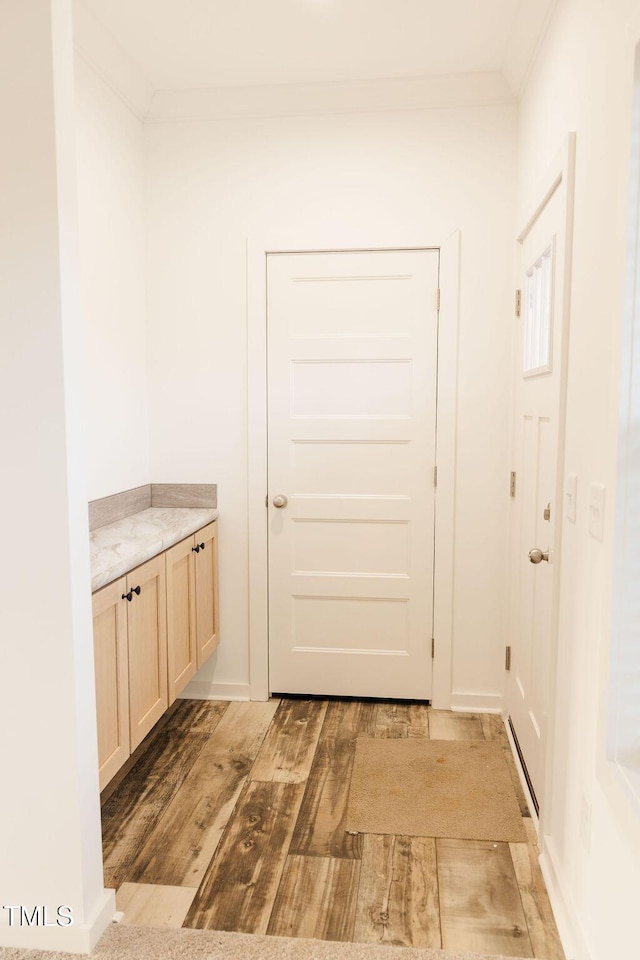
192, 545, 200, 553
122, 591, 133, 602
199, 542, 205, 551
132, 585, 141, 596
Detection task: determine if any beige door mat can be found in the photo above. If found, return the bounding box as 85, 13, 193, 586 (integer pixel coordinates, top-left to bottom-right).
346, 738, 526, 843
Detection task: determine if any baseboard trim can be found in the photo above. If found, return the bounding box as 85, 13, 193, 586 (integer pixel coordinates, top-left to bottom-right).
501, 723, 589, 960
450, 692, 503, 713
179, 680, 251, 701
0, 889, 115, 954
539, 835, 592, 960
504, 716, 538, 823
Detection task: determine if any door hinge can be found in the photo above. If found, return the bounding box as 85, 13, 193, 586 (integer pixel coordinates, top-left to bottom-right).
510, 471, 516, 498
433, 465, 438, 488
431, 637, 435, 659
505, 645, 512, 671
515, 289, 522, 318
436, 288, 441, 312
265, 494, 268, 508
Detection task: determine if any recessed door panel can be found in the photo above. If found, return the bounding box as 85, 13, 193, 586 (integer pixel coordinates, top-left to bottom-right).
292, 520, 409, 576
291, 359, 412, 419
291, 596, 410, 654
291, 440, 411, 497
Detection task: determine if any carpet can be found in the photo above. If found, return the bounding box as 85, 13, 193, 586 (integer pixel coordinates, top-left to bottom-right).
346, 739, 526, 842
0, 923, 534, 960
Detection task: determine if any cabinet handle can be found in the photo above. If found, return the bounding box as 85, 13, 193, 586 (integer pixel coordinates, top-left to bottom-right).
192, 545, 200, 553
122, 591, 133, 602
132, 585, 141, 595
199, 542, 205, 551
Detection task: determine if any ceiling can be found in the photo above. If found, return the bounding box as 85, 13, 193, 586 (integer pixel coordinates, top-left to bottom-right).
79, 0, 550, 93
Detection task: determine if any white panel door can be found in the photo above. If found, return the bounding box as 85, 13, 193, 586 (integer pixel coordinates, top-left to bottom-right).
507, 186, 565, 810
267, 249, 439, 698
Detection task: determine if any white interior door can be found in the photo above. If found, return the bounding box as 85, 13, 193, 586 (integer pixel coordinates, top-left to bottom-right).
267, 249, 439, 699
507, 186, 566, 810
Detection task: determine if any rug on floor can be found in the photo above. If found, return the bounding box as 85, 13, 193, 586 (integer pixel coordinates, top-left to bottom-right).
0, 922, 535, 960
346, 738, 527, 842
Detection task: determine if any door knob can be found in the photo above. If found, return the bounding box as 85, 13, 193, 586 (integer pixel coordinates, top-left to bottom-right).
529, 547, 549, 564
273, 494, 288, 508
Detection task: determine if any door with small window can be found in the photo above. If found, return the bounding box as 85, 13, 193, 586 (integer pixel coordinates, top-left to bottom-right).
507, 184, 567, 812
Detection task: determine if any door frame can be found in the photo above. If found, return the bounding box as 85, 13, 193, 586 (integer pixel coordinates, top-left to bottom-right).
247, 230, 461, 707
507, 134, 576, 837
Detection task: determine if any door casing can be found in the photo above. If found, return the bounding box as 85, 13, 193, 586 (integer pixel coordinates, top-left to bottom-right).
247, 230, 461, 708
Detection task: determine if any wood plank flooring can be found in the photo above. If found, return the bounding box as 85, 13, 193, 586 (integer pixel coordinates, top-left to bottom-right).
102, 697, 564, 959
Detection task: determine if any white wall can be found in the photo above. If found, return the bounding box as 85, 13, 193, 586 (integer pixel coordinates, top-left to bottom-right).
145, 105, 517, 701
517, 0, 640, 956
75, 54, 150, 501
0, 0, 112, 949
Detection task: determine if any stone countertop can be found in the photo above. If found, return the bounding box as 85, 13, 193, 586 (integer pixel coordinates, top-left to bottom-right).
90, 506, 219, 592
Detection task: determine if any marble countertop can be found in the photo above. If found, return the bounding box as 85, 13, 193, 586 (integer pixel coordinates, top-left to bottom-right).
90, 506, 219, 592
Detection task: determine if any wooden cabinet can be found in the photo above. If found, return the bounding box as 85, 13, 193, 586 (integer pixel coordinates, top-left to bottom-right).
93, 520, 218, 788
166, 521, 219, 704
126, 554, 168, 750
194, 521, 220, 668
166, 536, 197, 703
92, 577, 130, 791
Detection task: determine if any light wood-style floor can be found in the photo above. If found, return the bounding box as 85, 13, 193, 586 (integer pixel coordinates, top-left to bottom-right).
101, 698, 565, 959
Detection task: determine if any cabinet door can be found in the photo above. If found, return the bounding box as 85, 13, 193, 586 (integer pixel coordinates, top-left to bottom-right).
166, 534, 197, 704
194, 521, 220, 668
92, 577, 129, 791
127, 555, 168, 750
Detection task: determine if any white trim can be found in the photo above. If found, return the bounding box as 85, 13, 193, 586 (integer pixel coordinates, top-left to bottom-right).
247, 237, 270, 701
147, 73, 514, 124
509, 133, 576, 842
0, 890, 115, 954
247, 231, 460, 704
606, 36, 640, 817
505, 713, 539, 821
432, 231, 460, 709
179, 680, 251, 702
502, 0, 559, 100
72, 0, 154, 121
518, 173, 563, 243
450, 692, 503, 713
590, 4, 640, 864
503, 718, 585, 960
539, 836, 593, 960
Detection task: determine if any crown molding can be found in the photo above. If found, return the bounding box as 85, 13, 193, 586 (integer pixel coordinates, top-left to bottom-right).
146, 71, 516, 124
72, 0, 154, 120
72, 0, 523, 126
502, 0, 558, 99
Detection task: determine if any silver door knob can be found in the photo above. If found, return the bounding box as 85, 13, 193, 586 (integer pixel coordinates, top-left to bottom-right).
529, 547, 549, 564
273, 494, 288, 508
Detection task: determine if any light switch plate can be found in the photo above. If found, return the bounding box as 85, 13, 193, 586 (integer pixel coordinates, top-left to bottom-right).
566, 473, 578, 523
589, 483, 606, 541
